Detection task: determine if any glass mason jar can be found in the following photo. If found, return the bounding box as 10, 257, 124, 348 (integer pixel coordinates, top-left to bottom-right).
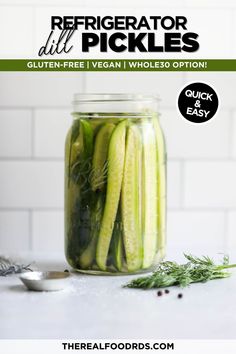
65, 94, 166, 274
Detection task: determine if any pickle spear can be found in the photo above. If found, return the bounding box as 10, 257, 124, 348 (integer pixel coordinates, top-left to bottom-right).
96, 120, 127, 271
79, 195, 104, 269
142, 121, 158, 269
121, 124, 142, 272
80, 119, 94, 159
91, 123, 115, 191
113, 231, 123, 272
110, 206, 124, 272
152, 117, 166, 258
71, 119, 94, 256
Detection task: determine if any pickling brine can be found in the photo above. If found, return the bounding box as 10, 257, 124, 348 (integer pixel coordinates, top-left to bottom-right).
65, 95, 166, 274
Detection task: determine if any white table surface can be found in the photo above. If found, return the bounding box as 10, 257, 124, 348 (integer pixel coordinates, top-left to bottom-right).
0, 252, 236, 340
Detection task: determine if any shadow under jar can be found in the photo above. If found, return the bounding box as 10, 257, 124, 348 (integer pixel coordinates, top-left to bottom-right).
65, 94, 166, 274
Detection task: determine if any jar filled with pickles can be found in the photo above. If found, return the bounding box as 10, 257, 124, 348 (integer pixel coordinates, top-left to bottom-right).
65, 94, 166, 274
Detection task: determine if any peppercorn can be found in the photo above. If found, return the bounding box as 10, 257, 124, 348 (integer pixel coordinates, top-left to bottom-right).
178, 293, 183, 299
157, 290, 163, 297
164, 289, 170, 294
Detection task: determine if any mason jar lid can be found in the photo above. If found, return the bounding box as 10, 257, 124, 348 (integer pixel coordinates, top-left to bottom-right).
72, 93, 160, 113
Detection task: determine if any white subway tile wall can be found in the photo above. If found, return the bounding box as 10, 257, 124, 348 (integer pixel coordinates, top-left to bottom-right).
184, 162, 236, 209
0, 1, 186, 7
0, 161, 64, 209
186, 72, 236, 109
0, 212, 30, 252
185, 0, 236, 8
0, 7, 34, 58
167, 161, 182, 209
160, 109, 231, 159
168, 211, 226, 254
0, 110, 32, 157
228, 212, 236, 253
0, 1, 235, 257
85, 72, 185, 108
0, 72, 84, 107
34, 109, 72, 158
32, 211, 64, 252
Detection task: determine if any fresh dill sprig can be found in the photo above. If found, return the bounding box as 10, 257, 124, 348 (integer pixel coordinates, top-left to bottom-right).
124, 254, 236, 289
0, 256, 32, 276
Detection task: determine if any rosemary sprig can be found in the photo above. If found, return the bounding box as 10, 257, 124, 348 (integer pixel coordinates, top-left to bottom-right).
124, 254, 236, 289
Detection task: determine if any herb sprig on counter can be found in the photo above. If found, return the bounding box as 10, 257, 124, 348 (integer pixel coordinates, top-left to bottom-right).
124, 254, 236, 289
0, 256, 32, 276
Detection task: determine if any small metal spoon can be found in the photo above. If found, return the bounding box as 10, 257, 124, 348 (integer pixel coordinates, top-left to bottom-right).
20, 271, 71, 291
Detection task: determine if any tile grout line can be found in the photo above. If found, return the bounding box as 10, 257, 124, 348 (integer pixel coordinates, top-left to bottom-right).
0, 207, 234, 212
0, 207, 64, 212
1, 157, 236, 163
0, 157, 64, 161
223, 210, 230, 253
182, 72, 188, 85
0, 3, 206, 9
179, 160, 185, 209
83, 72, 87, 93
31, 6, 36, 58
228, 108, 235, 159
169, 157, 236, 162
31, 108, 35, 158
28, 209, 33, 251
168, 207, 231, 213
0, 106, 71, 110
1, 105, 234, 111
229, 7, 235, 60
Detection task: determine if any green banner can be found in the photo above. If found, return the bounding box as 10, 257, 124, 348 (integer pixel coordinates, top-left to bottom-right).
0, 59, 236, 71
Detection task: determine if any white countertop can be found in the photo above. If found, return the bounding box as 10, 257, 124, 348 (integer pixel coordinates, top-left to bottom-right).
0, 252, 236, 340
